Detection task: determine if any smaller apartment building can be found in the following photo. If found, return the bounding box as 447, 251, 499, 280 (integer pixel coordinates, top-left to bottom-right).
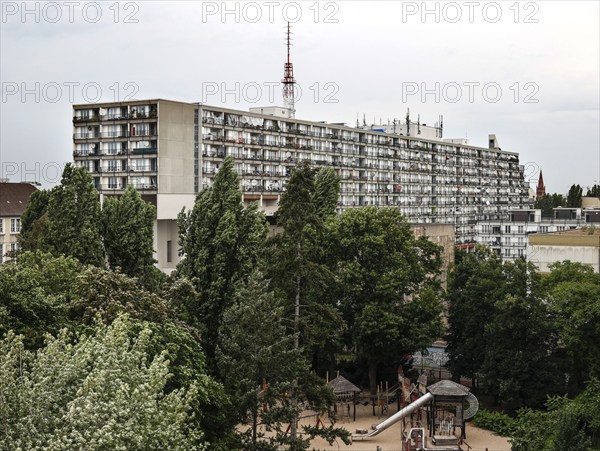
477, 205, 600, 261
0, 182, 38, 262
528, 229, 600, 273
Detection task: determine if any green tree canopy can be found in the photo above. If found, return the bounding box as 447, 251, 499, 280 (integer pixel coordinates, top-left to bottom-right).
0, 316, 203, 450
176, 156, 267, 370
566, 184, 583, 208
45, 163, 104, 266
101, 186, 157, 283
326, 207, 443, 393
18, 189, 50, 252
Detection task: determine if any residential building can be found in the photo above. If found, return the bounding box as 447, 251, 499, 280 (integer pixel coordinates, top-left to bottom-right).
0, 181, 38, 263
72, 99, 530, 272
528, 229, 600, 273
476, 206, 600, 261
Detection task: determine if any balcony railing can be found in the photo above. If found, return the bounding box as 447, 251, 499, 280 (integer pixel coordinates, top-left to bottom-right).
74, 132, 99, 139
131, 147, 158, 155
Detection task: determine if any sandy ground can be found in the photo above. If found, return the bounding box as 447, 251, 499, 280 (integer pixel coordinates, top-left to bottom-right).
301, 402, 511, 451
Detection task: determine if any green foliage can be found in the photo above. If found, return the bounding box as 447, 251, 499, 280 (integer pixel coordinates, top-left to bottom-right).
69, 266, 170, 325
0, 251, 80, 347
534, 193, 566, 216
566, 183, 583, 208
101, 186, 157, 284
312, 167, 341, 220
472, 409, 516, 436
543, 261, 600, 394
0, 316, 204, 450
46, 163, 105, 266
216, 271, 350, 450
18, 189, 50, 252
177, 157, 267, 370
447, 250, 563, 411
266, 161, 343, 370
510, 381, 599, 451
586, 184, 600, 198
327, 207, 443, 392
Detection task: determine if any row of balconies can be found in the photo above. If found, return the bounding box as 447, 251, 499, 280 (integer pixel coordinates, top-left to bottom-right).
73, 111, 157, 123
74, 130, 157, 139
202, 120, 518, 162
74, 148, 158, 157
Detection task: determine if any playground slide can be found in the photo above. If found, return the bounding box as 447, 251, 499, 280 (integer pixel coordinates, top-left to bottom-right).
352, 392, 433, 441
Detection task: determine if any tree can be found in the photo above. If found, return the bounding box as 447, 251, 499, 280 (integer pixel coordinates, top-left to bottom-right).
0, 316, 203, 450
543, 261, 600, 394
176, 157, 267, 370
216, 271, 350, 450
18, 189, 50, 252
69, 266, 170, 325
266, 162, 342, 358
312, 167, 341, 221
326, 207, 443, 393
534, 193, 566, 216
586, 184, 600, 198
0, 251, 80, 348
45, 164, 104, 266
480, 292, 561, 412
446, 247, 508, 382
566, 183, 583, 208
101, 186, 157, 284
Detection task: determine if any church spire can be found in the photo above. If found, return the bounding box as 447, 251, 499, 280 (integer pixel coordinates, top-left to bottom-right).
536, 171, 546, 198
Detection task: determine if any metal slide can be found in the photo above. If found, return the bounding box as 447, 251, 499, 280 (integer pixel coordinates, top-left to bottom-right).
352, 392, 433, 441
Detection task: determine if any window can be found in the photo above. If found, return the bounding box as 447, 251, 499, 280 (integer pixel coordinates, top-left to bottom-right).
108, 177, 118, 189
505, 225, 511, 234
0, 244, 3, 262
10, 218, 20, 233
518, 226, 524, 234
504, 249, 511, 257
0, 219, 3, 234
167, 240, 172, 263
540, 226, 548, 233
107, 142, 119, 155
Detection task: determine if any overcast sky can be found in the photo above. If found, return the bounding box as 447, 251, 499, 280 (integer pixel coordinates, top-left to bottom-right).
1, 1, 598, 194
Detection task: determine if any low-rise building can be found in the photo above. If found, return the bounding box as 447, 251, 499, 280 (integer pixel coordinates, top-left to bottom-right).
527, 229, 600, 273
0, 182, 38, 262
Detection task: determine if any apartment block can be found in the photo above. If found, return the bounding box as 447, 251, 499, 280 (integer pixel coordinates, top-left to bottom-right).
72, 99, 530, 272
476, 206, 600, 261
0, 181, 38, 263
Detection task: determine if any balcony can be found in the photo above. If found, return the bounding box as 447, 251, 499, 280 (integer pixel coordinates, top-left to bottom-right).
73, 115, 99, 123
101, 131, 129, 138
131, 147, 158, 155
74, 132, 99, 139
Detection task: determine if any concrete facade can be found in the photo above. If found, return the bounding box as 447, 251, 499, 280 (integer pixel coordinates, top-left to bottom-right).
528, 230, 600, 273
73, 99, 530, 273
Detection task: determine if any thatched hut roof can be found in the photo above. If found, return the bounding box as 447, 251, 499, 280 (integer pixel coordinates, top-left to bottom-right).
328, 375, 361, 394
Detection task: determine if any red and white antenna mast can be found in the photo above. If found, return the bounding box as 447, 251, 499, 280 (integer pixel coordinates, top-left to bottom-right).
282, 21, 296, 117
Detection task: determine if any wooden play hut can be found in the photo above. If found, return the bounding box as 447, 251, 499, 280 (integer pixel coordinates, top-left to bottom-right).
328, 375, 361, 421
426, 379, 471, 440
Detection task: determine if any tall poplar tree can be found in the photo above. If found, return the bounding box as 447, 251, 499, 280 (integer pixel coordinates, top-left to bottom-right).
101, 186, 156, 280
45, 164, 104, 267
176, 157, 267, 370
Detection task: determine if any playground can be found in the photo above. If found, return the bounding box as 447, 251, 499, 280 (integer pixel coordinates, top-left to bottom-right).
299, 376, 510, 451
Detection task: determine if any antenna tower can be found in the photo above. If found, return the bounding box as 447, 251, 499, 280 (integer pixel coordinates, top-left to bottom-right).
282, 22, 296, 117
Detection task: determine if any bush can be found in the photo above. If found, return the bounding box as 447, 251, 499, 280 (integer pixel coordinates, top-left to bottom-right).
472, 408, 516, 436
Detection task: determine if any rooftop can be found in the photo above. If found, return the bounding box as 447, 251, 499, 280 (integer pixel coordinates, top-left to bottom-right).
0, 182, 38, 217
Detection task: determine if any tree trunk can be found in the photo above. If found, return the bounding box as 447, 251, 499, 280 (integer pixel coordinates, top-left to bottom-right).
369, 360, 378, 395
290, 274, 301, 439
